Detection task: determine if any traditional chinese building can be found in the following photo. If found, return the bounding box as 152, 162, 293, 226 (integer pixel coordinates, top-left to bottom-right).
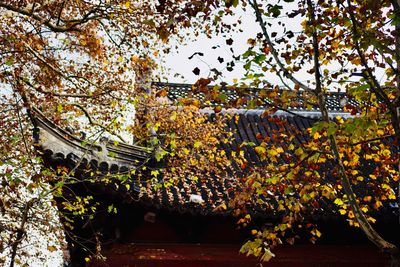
31, 83, 397, 266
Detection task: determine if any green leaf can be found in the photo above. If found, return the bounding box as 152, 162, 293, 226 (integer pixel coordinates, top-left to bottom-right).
244, 62, 252, 70
284, 187, 294, 195
56, 103, 63, 113
155, 148, 168, 162
242, 49, 255, 58
5, 57, 13, 66
151, 170, 159, 178
194, 141, 202, 149
108, 151, 117, 158
247, 99, 257, 109
107, 205, 117, 214
327, 123, 338, 136
254, 54, 266, 64
269, 5, 282, 17
143, 19, 156, 27
218, 93, 228, 101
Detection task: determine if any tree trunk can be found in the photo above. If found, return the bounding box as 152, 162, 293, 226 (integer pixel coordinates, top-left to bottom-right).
307, 0, 399, 262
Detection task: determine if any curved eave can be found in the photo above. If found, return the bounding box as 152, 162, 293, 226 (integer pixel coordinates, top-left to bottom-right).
31, 107, 152, 171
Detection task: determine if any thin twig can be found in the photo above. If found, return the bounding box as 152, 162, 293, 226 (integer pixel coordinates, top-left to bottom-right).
67, 103, 127, 143
249, 0, 315, 93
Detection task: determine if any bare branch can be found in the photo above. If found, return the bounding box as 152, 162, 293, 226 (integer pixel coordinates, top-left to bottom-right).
0, 2, 80, 32
67, 103, 127, 143
9, 199, 36, 267
19, 77, 96, 99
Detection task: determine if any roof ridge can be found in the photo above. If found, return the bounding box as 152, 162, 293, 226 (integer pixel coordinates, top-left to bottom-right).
151, 82, 357, 112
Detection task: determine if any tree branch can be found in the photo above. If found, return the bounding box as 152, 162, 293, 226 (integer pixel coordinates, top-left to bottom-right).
344, 0, 392, 108
67, 103, 127, 143
0, 2, 80, 32
308, 0, 398, 254
19, 77, 95, 99
249, 0, 315, 93
9, 199, 36, 267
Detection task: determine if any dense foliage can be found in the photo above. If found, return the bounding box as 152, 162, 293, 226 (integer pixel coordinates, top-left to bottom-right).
0, 1, 224, 266
207, 0, 400, 261
1, 0, 400, 265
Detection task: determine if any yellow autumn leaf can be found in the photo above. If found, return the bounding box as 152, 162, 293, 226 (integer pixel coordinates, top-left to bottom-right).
334, 198, 344, 205
47, 245, 57, 252
170, 111, 177, 120
311, 228, 322, 237
315, 229, 322, 237
269, 149, 278, 157
369, 174, 377, 180
313, 132, 321, 139
361, 206, 368, 213
255, 146, 267, 156
304, 171, 313, 177
321, 185, 333, 198
260, 249, 275, 262
183, 148, 190, 155
194, 141, 202, 149
295, 147, 304, 156
301, 19, 308, 29
335, 116, 344, 124
381, 183, 391, 190
348, 211, 355, 219
131, 57, 139, 65
374, 200, 382, 209
351, 57, 361, 65
381, 149, 391, 157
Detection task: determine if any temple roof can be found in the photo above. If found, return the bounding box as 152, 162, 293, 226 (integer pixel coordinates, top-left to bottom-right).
152, 82, 359, 112
31, 107, 152, 176
31, 83, 397, 219
135, 113, 321, 216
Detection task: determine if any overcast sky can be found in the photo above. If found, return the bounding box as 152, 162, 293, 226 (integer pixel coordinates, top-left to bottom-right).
160, 9, 259, 84
158, 2, 306, 86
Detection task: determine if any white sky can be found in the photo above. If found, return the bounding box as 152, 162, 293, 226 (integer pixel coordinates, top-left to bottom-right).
158, 2, 381, 92
160, 9, 259, 84
159, 2, 308, 86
